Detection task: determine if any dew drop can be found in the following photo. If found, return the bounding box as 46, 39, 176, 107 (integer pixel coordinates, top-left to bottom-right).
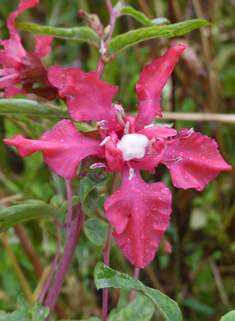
130, 186, 141, 193
179, 152, 184, 157
145, 249, 149, 253
172, 149, 176, 154
141, 234, 145, 239
147, 212, 150, 217
190, 157, 193, 160
127, 239, 131, 243
160, 187, 170, 195
185, 175, 187, 179
151, 203, 158, 211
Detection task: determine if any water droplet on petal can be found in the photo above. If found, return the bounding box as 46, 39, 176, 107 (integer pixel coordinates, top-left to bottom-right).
127, 239, 131, 243
160, 187, 170, 195
179, 152, 184, 156
151, 204, 158, 211
145, 249, 149, 253
141, 234, 145, 239
130, 186, 141, 193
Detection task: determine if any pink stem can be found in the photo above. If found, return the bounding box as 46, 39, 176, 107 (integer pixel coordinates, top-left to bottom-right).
102, 172, 117, 321
39, 221, 61, 304
128, 267, 140, 303
65, 179, 72, 227
96, 0, 117, 79
44, 204, 85, 321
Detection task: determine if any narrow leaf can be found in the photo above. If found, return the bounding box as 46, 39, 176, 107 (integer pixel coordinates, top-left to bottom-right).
95, 263, 182, 321
220, 311, 235, 321
0, 201, 65, 232
107, 19, 210, 56
120, 6, 153, 27
17, 22, 100, 47
108, 296, 154, 321
84, 218, 108, 247
0, 99, 69, 118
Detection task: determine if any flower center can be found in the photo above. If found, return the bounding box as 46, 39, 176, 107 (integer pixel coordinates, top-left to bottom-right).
116, 133, 149, 161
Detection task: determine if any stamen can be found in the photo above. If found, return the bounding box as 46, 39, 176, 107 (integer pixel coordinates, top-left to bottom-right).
148, 138, 156, 155
180, 128, 194, 139
90, 163, 108, 169
144, 124, 153, 128
97, 119, 107, 127
114, 103, 126, 117
124, 121, 130, 134
164, 156, 182, 163
100, 136, 111, 146
129, 168, 134, 180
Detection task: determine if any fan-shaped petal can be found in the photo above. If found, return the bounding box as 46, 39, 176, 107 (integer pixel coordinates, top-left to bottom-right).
3, 119, 105, 179
162, 129, 232, 191
104, 166, 172, 268
48, 66, 123, 132
135, 45, 185, 131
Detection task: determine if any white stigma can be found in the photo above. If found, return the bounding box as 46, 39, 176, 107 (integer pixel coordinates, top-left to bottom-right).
117, 134, 149, 161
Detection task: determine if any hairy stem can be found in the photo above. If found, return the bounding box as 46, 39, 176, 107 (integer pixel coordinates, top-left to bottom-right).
96, 0, 117, 79
39, 221, 62, 304
44, 203, 85, 320
102, 172, 117, 321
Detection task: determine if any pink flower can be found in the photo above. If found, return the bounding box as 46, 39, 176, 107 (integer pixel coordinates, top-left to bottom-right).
3, 45, 232, 268
0, 0, 57, 100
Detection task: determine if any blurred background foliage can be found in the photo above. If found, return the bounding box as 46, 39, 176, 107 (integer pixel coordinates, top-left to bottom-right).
0, 0, 235, 320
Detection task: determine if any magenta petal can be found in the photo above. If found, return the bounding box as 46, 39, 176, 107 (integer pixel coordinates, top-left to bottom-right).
48, 66, 123, 132
3, 0, 39, 58
138, 125, 177, 139
135, 45, 186, 131
34, 36, 54, 57
104, 166, 172, 268
3, 119, 105, 179
0, 50, 22, 68
162, 129, 232, 191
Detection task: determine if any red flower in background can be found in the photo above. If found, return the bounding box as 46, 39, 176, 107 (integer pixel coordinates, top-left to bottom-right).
4, 45, 232, 268
0, 0, 57, 100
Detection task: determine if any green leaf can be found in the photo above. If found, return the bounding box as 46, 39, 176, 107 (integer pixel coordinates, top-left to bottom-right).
119, 6, 169, 27
107, 19, 210, 56
77, 177, 100, 216
0, 200, 65, 232
120, 6, 153, 27
84, 218, 108, 247
16, 23, 100, 47
31, 303, 49, 321
17, 293, 31, 311
0, 99, 69, 118
108, 295, 154, 321
60, 317, 101, 321
60, 196, 79, 213
94, 263, 182, 321
0, 294, 49, 321
220, 311, 235, 321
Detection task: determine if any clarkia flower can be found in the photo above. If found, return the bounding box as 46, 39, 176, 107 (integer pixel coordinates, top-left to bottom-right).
0, 0, 57, 100
4, 45, 232, 268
